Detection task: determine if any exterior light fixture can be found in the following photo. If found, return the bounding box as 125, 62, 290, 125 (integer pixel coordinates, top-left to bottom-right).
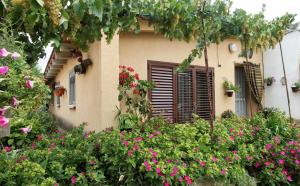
228, 43, 238, 53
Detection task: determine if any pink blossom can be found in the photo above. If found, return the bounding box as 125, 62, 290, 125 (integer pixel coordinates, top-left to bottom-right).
152, 159, 158, 164
290, 149, 296, 154
255, 126, 260, 131
229, 136, 234, 142
123, 141, 129, 147
127, 150, 133, 157
167, 159, 172, 163
0, 116, 9, 128
278, 159, 284, 165
234, 156, 239, 161
295, 159, 299, 165
25, 80, 34, 89
178, 177, 183, 182
171, 166, 178, 176
255, 162, 260, 168
164, 181, 170, 186
184, 175, 193, 185
233, 150, 238, 154
0, 48, 9, 57
148, 134, 155, 139
221, 169, 227, 175
134, 137, 143, 142
200, 161, 206, 167
238, 130, 243, 137
0, 107, 7, 116
225, 156, 231, 162
288, 141, 294, 145
265, 144, 272, 151
12, 97, 18, 108
31, 143, 36, 149
90, 160, 96, 165
133, 144, 139, 151
156, 168, 161, 174
20, 127, 31, 134
152, 151, 158, 157
229, 128, 233, 133
4, 146, 12, 152
0, 66, 9, 75
280, 151, 286, 156
282, 169, 288, 176
212, 156, 218, 162
265, 161, 271, 167
246, 155, 252, 161
71, 176, 76, 185
37, 134, 43, 141
287, 175, 292, 182
11, 52, 20, 60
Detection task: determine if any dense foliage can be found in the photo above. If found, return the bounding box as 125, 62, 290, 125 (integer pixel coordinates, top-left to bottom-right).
1, 111, 299, 185
0, 0, 295, 66
0, 24, 54, 148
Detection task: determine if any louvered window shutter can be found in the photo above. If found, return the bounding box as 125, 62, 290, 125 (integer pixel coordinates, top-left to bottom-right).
196, 70, 215, 120
149, 65, 175, 122
177, 70, 194, 123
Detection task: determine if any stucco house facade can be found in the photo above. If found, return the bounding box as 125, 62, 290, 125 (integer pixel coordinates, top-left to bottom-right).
44, 21, 263, 131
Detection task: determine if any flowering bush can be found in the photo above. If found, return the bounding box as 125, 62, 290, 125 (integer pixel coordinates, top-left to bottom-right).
117, 65, 154, 130
0, 25, 54, 148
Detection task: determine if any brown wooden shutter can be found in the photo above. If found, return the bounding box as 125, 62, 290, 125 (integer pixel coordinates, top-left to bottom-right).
149, 64, 175, 122
195, 69, 215, 120
177, 70, 193, 123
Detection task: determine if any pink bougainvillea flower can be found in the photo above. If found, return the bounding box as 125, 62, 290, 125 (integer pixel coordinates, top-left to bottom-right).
31, 142, 36, 149
152, 159, 158, 165
280, 151, 286, 156
156, 168, 161, 174
246, 155, 252, 161
37, 134, 43, 141
279, 159, 285, 165
4, 146, 12, 152
229, 128, 233, 133
265, 161, 271, 167
164, 181, 170, 186
148, 133, 155, 139
0, 66, 9, 75
234, 156, 239, 161
221, 169, 227, 175
0, 107, 8, 116
233, 150, 238, 154
238, 129, 243, 137
20, 127, 31, 134
152, 151, 158, 157
0, 116, 9, 128
287, 175, 293, 182
229, 136, 234, 142
288, 141, 294, 145
123, 140, 129, 147
178, 177, 183, 182
133, 144, 139, 151
134, 73, 139, 80
0, 48, 9, 57
143, 161, 151, 171
134, 137, 143, 142
225, 156, 231, 162
290, 149, 296, 154
295, 159, 300, 165
25, 80, 34, 89
11, 52, 20, 60
282, 169, 288, 176
255, 162, 260, 168
184, 175, 193, 185
12, 97, 18, 108
212, 156, 218, 162
127, 66, 134, 72
127, 150, 133, 157
71, 176, 77, 185
167, 159, 172, 163
265, 143, 272, 151
200, 161, 206, 167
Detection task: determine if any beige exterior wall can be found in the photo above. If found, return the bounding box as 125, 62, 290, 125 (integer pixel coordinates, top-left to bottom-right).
119, 32, 262, 116
51, 36, 120, 131
50, 30, 262, 131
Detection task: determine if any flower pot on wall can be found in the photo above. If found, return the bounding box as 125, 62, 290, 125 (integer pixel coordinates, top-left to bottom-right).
225, 90, 234, 97
55, 87, 66, 97
291, 86, 299, 93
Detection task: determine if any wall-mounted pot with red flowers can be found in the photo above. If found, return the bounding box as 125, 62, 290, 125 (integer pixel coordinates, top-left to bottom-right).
54, 86, 66, 97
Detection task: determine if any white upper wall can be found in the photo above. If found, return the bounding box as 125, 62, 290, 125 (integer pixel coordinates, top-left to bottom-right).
264, 30, 300, 119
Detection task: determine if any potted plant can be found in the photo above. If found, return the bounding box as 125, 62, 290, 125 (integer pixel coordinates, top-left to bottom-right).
224, 80, 239, 97
54, 85, 66, 97
264, 76, 275, 86
291, 82, 300, 92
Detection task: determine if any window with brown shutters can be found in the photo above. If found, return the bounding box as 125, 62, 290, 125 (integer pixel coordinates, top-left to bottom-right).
148, 61, 215, 123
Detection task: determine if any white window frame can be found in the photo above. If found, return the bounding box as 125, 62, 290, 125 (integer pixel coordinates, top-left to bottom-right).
69, 71, 76, 108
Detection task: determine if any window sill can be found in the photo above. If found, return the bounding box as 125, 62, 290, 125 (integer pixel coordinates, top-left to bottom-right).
68, 105, 76, 110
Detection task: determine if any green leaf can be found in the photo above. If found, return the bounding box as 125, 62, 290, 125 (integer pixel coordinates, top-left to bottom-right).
35, 0, 44, 7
